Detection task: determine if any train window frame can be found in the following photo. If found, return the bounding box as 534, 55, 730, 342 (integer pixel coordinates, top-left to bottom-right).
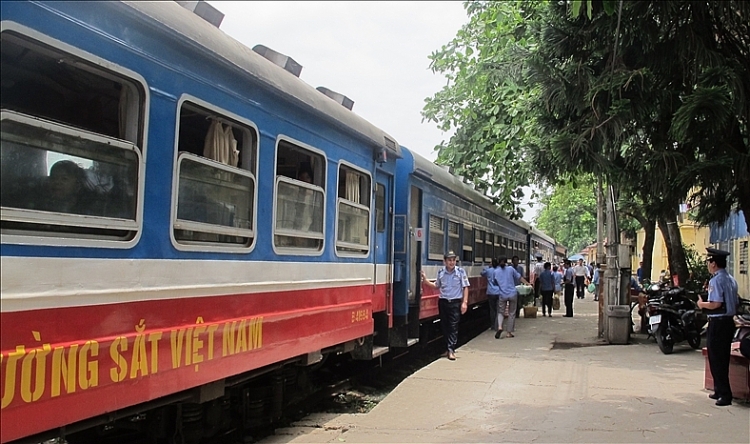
0, 24, 148, 249
485, 232, 494, 263
475, 230, 485, 265
272, 135, 327, 256
375, 183, 386, 233
447, 220, 460, 259
462, 224, 473, 263
170, 95, 259, 253
428, 214, 445, 261
335, 161, 372, 257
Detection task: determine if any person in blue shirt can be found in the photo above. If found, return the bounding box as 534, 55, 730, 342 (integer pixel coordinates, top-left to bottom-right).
591, 263, 601, 301
552, 265, 563, 309
491, 256, 531, 338
539, 262, 555, 316
697, 248, 739, 406
511, 255, 525, 317
421, 250, 470, 360
481, 258, 501, 332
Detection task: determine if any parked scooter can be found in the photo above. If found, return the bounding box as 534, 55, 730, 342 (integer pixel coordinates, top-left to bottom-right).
734, 299, 750, 359
646, 284, 708, 354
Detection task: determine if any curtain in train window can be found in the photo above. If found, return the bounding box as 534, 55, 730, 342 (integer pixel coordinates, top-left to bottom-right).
174, 102, 257, 247
0, 31, 143, 241
274, 140, 325, 251
336, 164, 371, 254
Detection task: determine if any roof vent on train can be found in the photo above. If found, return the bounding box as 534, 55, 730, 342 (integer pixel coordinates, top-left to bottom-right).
175, 1, 224, 27
316, 87, 354, 111
252, 45, 303, 77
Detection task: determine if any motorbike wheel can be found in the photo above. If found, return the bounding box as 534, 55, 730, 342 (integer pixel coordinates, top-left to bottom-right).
656, 322, 674, 354
688, 333, 701, 349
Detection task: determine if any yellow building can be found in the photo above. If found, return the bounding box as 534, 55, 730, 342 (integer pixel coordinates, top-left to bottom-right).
633, 216, 710, 284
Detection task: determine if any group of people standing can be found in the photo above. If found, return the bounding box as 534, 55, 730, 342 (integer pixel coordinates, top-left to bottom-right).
528, 256, 601, 318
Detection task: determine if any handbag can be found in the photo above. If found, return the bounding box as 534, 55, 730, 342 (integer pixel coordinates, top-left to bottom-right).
553, 295, 561, 310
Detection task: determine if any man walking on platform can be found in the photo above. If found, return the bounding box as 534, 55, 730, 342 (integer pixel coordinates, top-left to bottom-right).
563, 259, 575, 317
697, 248, 739, 406
421, 251, 470, 361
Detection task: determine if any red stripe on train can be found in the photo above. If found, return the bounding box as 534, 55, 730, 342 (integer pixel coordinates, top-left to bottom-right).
0, 283, 385, 443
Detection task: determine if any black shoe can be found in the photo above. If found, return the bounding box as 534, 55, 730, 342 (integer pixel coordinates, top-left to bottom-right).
709, 392, 720, 400
715, 397, 732, 406
495, 330, 503, 339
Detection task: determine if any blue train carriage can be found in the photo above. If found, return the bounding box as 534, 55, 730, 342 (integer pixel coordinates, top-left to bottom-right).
392, 146, 531, 339
529, 228, 556, 265
709, 210, 749, 298
0, 1, 401, 441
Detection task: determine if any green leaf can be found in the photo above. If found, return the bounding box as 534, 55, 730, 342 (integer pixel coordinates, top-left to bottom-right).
587, 0, 593, 19
571, 0, 583, 18
602, 0, 616, 15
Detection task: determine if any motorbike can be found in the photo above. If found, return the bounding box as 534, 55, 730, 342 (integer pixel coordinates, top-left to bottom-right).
734, 299, 750, 359
646, 284, 708, 354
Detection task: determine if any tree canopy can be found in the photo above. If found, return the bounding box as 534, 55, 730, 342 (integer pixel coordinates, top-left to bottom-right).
424, 0, 750, 232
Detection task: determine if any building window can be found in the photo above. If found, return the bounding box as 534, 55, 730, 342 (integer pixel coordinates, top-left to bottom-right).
336, 164, 371, 255
173, 101, 257, 248
428, 214, 444, 260
274, 139, 325, 251
1, 31, 143, 242
741, 241, 748, 275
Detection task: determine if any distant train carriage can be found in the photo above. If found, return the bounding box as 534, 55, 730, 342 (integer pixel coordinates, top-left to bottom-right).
0, 1, 400, 441
529, 229, 555, 264
392, 147, 532, 336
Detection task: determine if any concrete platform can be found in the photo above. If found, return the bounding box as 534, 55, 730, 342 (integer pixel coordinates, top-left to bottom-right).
262, 297, 750, 443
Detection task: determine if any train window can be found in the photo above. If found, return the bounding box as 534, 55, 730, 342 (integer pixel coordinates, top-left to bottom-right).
448, 221, 460, 258
173, 101, 257, 248
375, 183, 386, 233
475, 230, 485, 264
336, 163, 371, 255
462, 224, 473, 263
486, 233, 494, 262
1, 31, 144, 243
428, 214, 444, 260
274, 139, 325, 251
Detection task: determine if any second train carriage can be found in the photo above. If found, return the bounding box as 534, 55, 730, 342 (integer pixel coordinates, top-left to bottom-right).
392, 147, 543, 337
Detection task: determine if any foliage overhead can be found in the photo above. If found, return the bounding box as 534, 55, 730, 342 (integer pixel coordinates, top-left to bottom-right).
534, 178, 597, 254
424, 0, 750, 230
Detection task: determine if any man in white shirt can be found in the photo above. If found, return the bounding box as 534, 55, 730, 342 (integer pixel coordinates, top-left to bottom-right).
574, 259, 590, 299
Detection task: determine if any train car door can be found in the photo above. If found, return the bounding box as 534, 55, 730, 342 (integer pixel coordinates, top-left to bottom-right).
374, 172, 393, 325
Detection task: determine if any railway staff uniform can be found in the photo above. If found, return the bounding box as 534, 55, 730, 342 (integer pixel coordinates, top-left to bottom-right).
697, 248, 739, 406
481, 259, 501, 332
421, 251, 470, 360
492, 258, 531, 338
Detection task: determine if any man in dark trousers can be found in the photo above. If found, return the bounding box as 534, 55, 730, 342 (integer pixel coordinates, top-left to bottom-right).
421, 250, 470, 361
563, 259, 575, 317
697, 248, 739, 406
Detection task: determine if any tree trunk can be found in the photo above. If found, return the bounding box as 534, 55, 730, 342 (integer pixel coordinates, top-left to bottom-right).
640, 219, 656, 284
658, 217, 672, 281
666, 217, 690, 287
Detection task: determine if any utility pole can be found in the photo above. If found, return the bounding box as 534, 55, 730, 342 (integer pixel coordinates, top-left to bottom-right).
604, 184, 631, 344
596, 177, 605, 337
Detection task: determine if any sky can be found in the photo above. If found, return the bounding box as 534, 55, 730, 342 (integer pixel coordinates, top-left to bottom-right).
211, 1, 540, 222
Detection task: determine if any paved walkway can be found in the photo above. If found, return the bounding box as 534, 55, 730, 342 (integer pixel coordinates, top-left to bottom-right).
262, 297, 749, 443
